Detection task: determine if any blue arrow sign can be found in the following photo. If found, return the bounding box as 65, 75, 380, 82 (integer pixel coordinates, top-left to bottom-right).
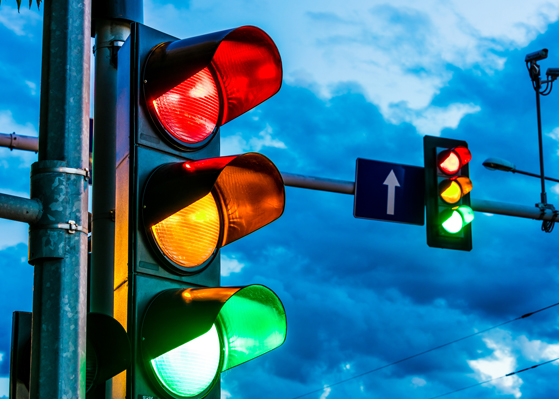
354, 158, 424, 225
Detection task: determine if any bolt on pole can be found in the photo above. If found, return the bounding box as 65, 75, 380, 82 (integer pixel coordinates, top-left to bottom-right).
28, 0, 91, 397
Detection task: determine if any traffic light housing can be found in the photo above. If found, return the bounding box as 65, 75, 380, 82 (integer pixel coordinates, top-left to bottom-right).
424, 136, 473, 251
8, 312, 130, 399
115, 23, 287, 399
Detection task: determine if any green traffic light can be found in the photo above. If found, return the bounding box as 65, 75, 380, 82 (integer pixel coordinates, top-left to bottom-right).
144, 285, 287, 398
441, 206, 474, 234
151, 325, 221, 397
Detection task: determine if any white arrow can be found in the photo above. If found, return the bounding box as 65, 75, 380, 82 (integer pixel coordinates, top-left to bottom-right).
383, 170, 400, 215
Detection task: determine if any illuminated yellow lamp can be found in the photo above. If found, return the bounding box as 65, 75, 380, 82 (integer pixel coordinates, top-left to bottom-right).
439, 177, 473, 204
151, 192, 221, 268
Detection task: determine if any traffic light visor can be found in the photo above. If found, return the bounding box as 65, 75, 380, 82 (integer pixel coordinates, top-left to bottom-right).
439, 176, 473, 204
143, 285, 287, 398
437, 146, 471, 175
144, 26, 282, 148
143, 153, 285, 272
441, 205, 474, 234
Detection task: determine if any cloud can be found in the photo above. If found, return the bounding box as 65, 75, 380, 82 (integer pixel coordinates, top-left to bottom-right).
0, 377, 8, 399
0, 5, 41, 37
319, 386, 331, 399
221, 254, 246, 276
468, 334, 523, 398
407, 103, 481, 136
221, 124, 286, 156
411, 377, 427, 387
143, 0, 559, 137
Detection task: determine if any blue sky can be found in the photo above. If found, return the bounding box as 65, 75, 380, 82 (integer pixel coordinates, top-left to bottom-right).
1, 1, 559, 398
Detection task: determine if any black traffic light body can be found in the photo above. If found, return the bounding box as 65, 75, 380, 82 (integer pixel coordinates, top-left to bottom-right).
115, 23, 286, 399
115, 23, 222, 399
424, 135, 473, 251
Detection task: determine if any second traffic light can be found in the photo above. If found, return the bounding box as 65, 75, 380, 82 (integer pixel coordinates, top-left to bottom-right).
424, 136, 474, 251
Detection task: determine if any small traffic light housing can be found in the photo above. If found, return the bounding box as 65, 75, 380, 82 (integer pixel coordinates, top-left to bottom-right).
86, 313, 131, 395
424, 136, 473, 251
8, 312, 130, 399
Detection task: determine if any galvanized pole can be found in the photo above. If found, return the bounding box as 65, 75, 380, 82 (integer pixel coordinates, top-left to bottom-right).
28, 0, 91, 397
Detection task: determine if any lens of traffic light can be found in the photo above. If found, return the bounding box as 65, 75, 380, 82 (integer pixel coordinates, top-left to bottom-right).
144, 285, 287, 399
437, 146, 471, 175
143, 26, 282, 150
151, 324, 221, 397
439, 177, 473, 204
151, 192, 221, 268
441, 205, 474, 234
151, 67, 221, 145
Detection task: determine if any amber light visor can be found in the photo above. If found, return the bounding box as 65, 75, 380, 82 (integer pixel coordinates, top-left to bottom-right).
143, 26, 283, 148
142, 153, 285, 270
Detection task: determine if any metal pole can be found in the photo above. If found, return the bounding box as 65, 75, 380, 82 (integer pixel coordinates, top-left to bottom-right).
0, 193, 42, 223
281, 172, 355, 194
0, 132, 39, 152
91, 19, 130, 316
471, 198, 557, 221
535, 85, 547, 204
28, 0, 90, 397
90, 18, 130, 399
512, 168, 559, 183
281, 172, 558, 221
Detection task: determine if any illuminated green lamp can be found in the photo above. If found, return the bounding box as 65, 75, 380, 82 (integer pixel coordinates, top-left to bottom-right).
440, 205, 474, 234
141, 285, 287, 398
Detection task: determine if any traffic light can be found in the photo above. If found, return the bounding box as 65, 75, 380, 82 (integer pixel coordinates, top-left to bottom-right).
115, 23, 287, 399
423, 136, 473, 251
8, 311, 130, 399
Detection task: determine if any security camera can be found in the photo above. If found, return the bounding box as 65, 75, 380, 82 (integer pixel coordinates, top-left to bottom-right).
525, 49, 548, 63
546, 68, 559, 78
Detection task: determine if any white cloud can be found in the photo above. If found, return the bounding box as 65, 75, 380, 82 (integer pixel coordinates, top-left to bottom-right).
25, 80, 37, 96
409, 103, 481, 136
550, 184, 559, 196
319, 386, 331, 399
144, 0, 558, 134
0, 377, 8, 399
221, 389, 232, 398
221, 254, 245, 276
248, 125, 287, 151
411, 377, 427, 387
468, 335, 523, 398
220, 134, 247, 156
0, 5, 41, 37
221, 125, 286, 156
518, 336, 559, 362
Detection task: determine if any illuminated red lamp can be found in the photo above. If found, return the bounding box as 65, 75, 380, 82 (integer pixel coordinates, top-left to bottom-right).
437, 146, 471, 175
143, 26, 283, 149
142, 153, 285, 274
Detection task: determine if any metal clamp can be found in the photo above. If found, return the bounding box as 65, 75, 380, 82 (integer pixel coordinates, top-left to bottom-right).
40, 220, 87, 234
32, 166, 90, 182
535, 202, 557, 216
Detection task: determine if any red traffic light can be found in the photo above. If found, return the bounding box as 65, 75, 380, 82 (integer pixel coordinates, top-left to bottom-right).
437, 146, 471, 175
143, 26, 282, 149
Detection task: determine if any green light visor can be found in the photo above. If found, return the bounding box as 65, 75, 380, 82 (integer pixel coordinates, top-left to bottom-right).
142, 285, 287, 398
440, 205, 474, 234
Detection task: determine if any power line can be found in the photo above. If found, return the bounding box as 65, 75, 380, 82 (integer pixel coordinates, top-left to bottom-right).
427, 356, 559, 399
290, 301, 559, 399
